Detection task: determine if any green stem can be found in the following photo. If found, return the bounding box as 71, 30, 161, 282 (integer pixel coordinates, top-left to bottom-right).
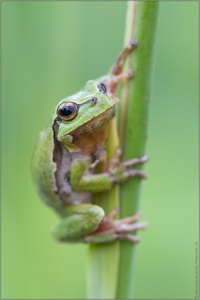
87, 2, 159, 298
117, 1, 159, 298
87, 118, 120, 299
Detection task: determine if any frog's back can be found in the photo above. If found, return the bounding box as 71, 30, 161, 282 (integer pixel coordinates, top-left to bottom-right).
32, 123, 92, 209
32, 126, 64, 208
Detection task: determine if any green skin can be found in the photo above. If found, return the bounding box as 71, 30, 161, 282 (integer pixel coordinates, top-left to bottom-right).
32, 42, 147, 243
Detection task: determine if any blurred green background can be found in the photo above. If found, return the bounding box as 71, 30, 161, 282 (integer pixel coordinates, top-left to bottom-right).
2, 1, 198, 299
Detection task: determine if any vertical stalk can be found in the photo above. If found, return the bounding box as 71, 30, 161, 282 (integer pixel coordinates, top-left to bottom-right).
87, 2, 159, 298
117, 1, 159, 298
87, 117, 120, 299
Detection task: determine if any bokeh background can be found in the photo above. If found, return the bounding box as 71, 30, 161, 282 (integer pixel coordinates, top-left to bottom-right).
2, 1, 198, 299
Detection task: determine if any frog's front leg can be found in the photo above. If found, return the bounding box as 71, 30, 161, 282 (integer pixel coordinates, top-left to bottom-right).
70, 155, 147, 193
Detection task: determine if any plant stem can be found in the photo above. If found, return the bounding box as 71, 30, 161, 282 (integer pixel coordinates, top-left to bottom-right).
87, 117, 120, 299
117, 1, 159, 298
87, 2, 159, 298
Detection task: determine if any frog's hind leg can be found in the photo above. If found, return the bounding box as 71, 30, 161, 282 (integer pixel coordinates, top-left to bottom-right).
51, 204, 105, 242
106, 39, 138, 96
111, 39, 138, 76
108, 70, 134, 99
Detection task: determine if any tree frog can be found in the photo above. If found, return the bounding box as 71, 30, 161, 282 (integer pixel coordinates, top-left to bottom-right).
32, 40, 147, 244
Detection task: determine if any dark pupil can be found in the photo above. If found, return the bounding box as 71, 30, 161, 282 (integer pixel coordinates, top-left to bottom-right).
98, 82, 107, 94
60, 105, 74, 117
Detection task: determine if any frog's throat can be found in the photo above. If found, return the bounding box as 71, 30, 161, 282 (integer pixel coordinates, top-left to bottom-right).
63, 106, 115, 156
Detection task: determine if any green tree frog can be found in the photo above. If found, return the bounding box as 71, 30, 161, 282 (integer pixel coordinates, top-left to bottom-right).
32, 40, 147, 244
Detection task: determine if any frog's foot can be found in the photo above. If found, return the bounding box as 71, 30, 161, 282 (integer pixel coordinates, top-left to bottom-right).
122, 155, 148, 168
110, 149, 148, 167
85, 211, 147, 244
108, 154, 148, 182
102, 147, 122, 172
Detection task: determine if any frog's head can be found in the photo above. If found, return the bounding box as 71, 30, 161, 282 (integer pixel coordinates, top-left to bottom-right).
54, 80, 116, 153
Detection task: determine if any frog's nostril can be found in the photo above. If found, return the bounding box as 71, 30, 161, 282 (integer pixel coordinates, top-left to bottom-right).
90, 97, 97, 105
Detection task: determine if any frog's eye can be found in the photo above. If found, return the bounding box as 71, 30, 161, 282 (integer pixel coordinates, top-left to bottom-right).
98, 82, 107, 94
57, 102, 78, 121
